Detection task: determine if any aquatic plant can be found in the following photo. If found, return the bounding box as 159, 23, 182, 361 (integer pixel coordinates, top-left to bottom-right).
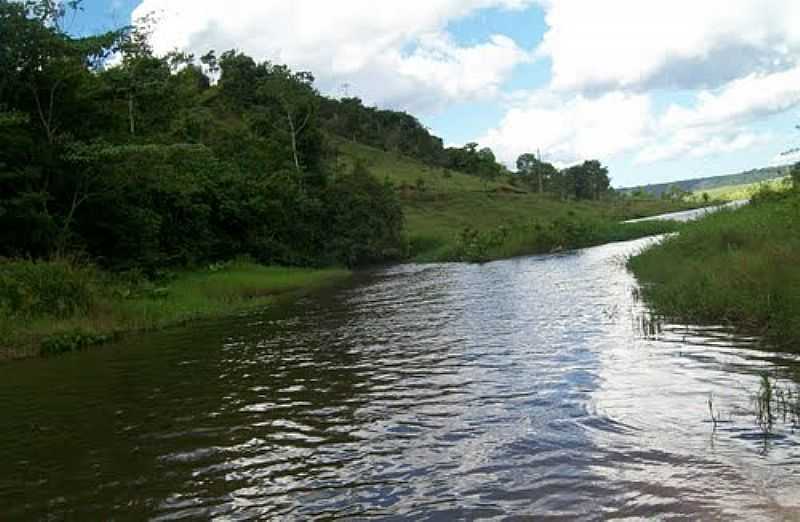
753, 374, 800, 432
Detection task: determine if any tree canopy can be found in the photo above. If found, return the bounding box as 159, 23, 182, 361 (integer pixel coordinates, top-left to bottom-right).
0, 1, 405, 269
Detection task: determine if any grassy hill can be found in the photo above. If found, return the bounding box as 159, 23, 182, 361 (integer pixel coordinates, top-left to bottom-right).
691, 176, 791, 202
336, 139, 702, 261
624, 165, 791, 198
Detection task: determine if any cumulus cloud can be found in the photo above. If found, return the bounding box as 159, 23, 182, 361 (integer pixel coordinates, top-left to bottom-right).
132, 0, 535, 111
480, 66, 800, 168
537, 0, 800, 93
482, 2, 800, 169
661, 67, 800, 130
480, 91, 652, 167
636, 66, 800, 164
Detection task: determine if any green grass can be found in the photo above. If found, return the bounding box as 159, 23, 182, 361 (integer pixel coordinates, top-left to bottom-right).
337, 139, 705, 261
0, 261, 350, 360
693, 176, 791, 202
628, 190, 800, 350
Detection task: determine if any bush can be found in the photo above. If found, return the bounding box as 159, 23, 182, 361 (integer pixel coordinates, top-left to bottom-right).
324, 162, 406, 266
40, 330, 111, 356
0, 259, 97, 319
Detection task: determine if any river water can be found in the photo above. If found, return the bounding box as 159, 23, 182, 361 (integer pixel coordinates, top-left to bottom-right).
1, 234, 799, 520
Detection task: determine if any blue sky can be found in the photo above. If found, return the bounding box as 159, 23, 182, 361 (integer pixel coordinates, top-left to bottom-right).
71, 1, 800, 187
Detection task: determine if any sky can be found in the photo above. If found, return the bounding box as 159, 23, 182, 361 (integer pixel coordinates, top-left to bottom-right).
67, 0, 800, 187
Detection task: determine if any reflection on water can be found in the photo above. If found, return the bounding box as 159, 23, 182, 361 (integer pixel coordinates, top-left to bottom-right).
0, 236, 798, 520
624, 200, 749, 224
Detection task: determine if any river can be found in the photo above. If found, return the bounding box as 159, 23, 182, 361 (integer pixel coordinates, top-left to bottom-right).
1, 233, 799, 519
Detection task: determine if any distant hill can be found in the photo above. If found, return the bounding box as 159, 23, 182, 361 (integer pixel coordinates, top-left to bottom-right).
623, 166, 792, 197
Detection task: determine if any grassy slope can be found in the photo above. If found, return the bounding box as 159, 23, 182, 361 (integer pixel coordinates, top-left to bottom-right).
0, 263, 349, 360
692, 176, 791, 202
337, 139, 702, 260
628, 192, 800, 350
625, 165, 790, 197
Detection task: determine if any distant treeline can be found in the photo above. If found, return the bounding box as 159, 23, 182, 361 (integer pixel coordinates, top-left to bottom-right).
320, 97, 613, 200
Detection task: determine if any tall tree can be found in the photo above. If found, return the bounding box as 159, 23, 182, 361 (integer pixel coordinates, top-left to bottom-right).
517, 152, 557, 194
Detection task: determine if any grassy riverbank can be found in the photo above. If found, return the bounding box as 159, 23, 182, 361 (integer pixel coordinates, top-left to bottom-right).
0, 260, 350, 361
628, 189, 800, 350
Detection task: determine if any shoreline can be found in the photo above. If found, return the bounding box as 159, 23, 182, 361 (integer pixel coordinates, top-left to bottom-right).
628, 191, 799, 352
0, 263, 351, 362
0, 201, 716, 363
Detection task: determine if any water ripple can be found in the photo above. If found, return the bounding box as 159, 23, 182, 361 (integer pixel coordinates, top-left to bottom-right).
0, 237, 799, 520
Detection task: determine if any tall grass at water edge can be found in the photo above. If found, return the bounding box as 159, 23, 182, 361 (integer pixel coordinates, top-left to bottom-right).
0, 258, 350, 360
628, 189, 800, 350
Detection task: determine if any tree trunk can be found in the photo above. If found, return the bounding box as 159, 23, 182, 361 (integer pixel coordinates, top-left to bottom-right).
287, 110, 301, 174
128, 92, 136, 136
56, 189, 88, 256
30, 82, 60, 144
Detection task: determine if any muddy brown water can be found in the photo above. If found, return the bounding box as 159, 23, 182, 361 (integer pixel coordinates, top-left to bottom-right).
1, 233, 798, 520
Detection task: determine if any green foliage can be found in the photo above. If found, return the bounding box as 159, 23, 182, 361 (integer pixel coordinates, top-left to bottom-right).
629, 193, 800, 349
516, 153, 558, 193
0, 259, 350, 360
514, 154, 612, 200
452, 225, 510, 262
324, 163, 406, 266
690, 176, 791, 202
40, 329, 110, 356
0, 259, 96, 319
449, 218, 681, 263
626, 165, 791, 199
0, 5, 406, 273
445, 142, 504, 182
319, 96, 447, 166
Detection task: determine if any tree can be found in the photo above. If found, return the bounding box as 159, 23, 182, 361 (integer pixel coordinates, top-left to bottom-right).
325, 162, 405, 266
558, 160, 610, 200
1, 1, 121, 143
264, 67, 317, 175
516, 152, 557, 194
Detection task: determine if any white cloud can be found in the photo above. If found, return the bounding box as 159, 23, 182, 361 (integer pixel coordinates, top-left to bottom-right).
635, 67, 800, 164
636, 127, 771, 165
482, 6, 800, 170
481, 68, 798, 168
661, 67, 800, 130
480, 91, 652, 167
132, 0, 535, 112
537, 0, 800, 92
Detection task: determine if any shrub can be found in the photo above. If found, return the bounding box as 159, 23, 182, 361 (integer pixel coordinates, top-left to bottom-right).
324, 162, 406, 266
40, 330, 111, 356
0, 259, 97, 319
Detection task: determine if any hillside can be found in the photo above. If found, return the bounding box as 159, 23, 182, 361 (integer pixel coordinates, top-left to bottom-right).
336, 140, 702, 260
624, 165, 791, 197
692, 176, 791, 202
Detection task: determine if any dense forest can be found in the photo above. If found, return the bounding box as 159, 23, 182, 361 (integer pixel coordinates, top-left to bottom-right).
1, 1, 404, 270
1, 0, 616, 274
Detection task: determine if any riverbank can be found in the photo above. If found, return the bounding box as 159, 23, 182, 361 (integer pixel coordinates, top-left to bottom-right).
337, 140, 705, 262
628, 189, 800, 350
418, 216, 684, 263
0, 260, 350, 361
